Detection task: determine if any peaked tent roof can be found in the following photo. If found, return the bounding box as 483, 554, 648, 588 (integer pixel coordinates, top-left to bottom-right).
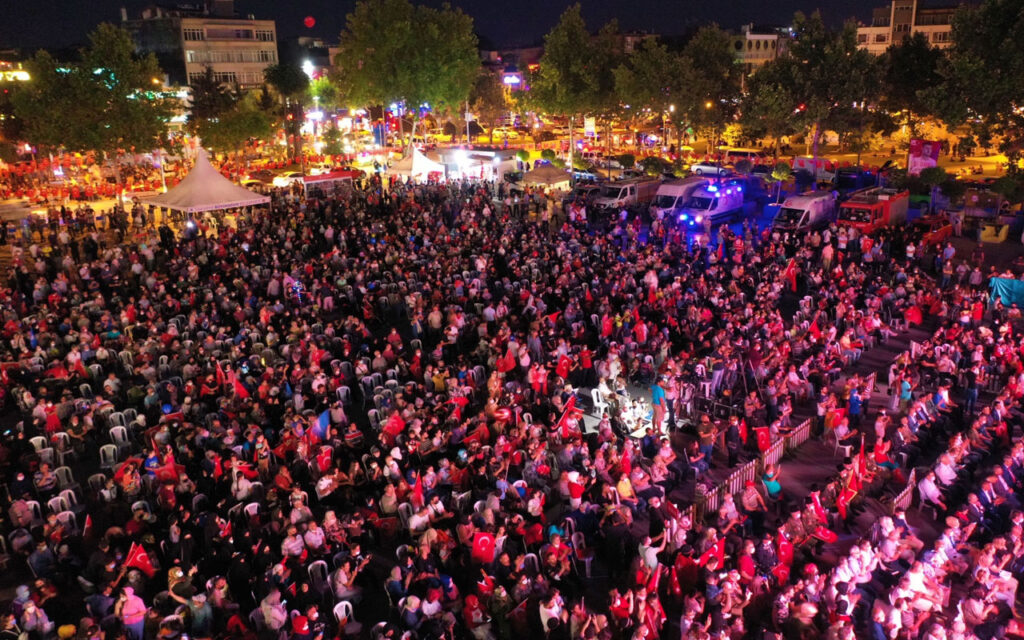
522, 165, 571, 187
388, 148, 445, 178
144, 149, 270, 213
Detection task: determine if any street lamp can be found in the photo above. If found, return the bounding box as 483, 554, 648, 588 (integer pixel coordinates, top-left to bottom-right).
668, 104, 675, 153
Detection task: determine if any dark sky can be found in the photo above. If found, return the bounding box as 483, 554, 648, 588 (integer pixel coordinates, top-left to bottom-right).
3, 0, 881, 51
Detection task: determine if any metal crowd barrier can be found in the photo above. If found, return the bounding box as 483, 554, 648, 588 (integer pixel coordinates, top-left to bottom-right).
890, 468, 917, 515
784, 419, 813, 454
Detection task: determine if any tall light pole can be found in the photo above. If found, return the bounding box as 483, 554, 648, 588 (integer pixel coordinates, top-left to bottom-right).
668, 104, 675, 156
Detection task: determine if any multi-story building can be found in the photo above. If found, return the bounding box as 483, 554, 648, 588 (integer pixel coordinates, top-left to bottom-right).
731, 24, 785, 74
122, 0, 278, 88
856, 0, 957, 55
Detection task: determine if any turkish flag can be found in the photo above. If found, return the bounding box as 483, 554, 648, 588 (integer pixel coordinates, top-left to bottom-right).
125, 542, 156, 577
471, 532, 496, 564
755, 427, 771, 452
698, 538, 725, 567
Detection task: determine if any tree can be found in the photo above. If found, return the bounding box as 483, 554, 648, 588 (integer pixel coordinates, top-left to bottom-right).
188, 66, 238, 132
13, 23, 173, 187
469, 70, 506, 142
616, 153, 636, 169
771, 161, 792, 202
264, 63, 309, 160
919, 166, 950, 213
614, 38, 697, 151
925, 0, 1024, 173
680, 26, 743, 149
321, 124, 344, 156
739, 59, 800, 158
879, 32, 942, 135
308, 77, 342, 111
784, 12, 879, 159
530, 4, 603, 172
333, 0, 479, 154
197, 93, 273, 156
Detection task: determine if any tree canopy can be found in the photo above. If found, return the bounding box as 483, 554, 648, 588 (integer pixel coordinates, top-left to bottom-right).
530, 4, 605, 119
333, 0, 479, 116
925, 0, 1024, 167
13, 23, 173, 155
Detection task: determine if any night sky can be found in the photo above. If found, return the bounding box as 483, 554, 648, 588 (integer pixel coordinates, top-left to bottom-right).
2, 0, 911, 52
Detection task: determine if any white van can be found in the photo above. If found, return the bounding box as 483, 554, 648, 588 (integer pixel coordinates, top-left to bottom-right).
593, 177, 661, 212
792, 156, 836, 182
721, 148, 765, 164
772, 190, 837, 232
679, 182, 745, 226
650, 177, 708, 220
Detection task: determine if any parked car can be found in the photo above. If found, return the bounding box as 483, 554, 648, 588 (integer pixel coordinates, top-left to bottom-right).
688, 161, 730, 177
492, 127, 520, 140
272, 171, 305, 188
249, 169, 275, 183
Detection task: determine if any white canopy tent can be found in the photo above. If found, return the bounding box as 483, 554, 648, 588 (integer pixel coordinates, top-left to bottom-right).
522, 165, 571, 189
388, 148, 445, 179
144, 149, 269, 213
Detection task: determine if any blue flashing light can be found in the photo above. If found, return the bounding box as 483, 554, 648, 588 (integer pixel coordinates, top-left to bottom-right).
707, 185, 718, 192
681, 214, 689, 221
737, 186, 743, 192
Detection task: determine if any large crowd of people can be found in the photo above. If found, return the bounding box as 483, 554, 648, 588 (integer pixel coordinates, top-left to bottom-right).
0, 170, 1021, 640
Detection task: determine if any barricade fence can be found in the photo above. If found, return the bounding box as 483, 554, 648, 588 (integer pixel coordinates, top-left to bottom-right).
890, 468, 917, 515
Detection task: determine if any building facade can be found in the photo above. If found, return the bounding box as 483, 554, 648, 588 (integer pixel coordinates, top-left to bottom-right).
730, 25, 785, 74
123, 1, 278, 88
856, 0, 957, 55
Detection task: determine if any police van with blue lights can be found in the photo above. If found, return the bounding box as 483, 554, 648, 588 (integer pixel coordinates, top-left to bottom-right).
678, 180, 745, 226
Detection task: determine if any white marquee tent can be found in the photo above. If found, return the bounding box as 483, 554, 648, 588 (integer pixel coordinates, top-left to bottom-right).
388, 148, 445, 179
145, 149, 270, 213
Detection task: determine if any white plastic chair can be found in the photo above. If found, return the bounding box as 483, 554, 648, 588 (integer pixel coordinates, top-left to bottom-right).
333, 601, 362, 635
591, 389, 609, 414
571, 531, 594, 578
308, 560, 329, 595
47, 496, 69, 515
55, 466, 76, 490
56, 511, 78, 535
99, 445, 118, 471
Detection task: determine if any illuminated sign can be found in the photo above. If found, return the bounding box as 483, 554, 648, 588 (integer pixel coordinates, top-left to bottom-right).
502, 74, 521, 85
0, 70, 30, 82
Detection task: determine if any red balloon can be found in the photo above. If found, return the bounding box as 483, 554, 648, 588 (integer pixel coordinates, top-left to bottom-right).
303, 16, 315, 28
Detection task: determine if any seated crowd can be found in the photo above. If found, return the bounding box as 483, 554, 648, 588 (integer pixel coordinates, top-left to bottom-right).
0, 171, 1019, 640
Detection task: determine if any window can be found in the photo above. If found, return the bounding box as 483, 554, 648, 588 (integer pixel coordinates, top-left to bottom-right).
183, 28, 204, 41
185, 50, 197, 63
895, 23, 911, 33
857, 34, 868, 43
734, 41, 743, 51
747, 41, 752, 50
256, 30, 275, 42
258, 50, 276, 63
875, 34, 888, 43
213, 71, 237, 84
932, 31, 950, 43
187, 72, 205, 85
755, 40, 761, 50
771, 41, 776, 49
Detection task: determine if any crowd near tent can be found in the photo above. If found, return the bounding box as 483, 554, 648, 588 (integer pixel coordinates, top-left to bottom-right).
145, 149, 270, 213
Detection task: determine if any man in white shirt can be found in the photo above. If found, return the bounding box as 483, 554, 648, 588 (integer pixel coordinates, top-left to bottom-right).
934, 454, 959, 487
918, 471, 947, 511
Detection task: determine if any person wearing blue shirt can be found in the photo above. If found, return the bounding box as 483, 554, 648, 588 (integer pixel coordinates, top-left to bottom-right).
650, 377, 667, 433
848, 387, 862, 429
